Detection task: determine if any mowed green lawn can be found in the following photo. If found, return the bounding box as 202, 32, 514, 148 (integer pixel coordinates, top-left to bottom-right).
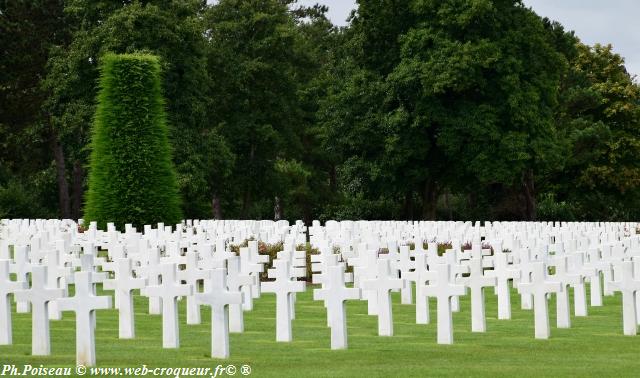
1, 284, 639, 378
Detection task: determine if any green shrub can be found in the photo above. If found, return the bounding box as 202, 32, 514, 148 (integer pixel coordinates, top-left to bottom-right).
84, 53, 182, 230
0, 171, 57, 219
536, 193, 576, 221
0, 179, 44, 219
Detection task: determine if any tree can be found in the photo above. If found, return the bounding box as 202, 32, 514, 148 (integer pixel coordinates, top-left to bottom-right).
553, 43, 640, 220
44, 0, 218, 219
205, 0, 309, 219
84, 54, 182, 230
335, 0, 567, 220
0, 0, 67, 218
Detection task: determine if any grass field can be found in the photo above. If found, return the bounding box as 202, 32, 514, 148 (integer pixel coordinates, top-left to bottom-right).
1, 285, 639, 378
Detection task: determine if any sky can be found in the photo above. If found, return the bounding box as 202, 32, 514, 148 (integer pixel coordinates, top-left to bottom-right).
296, 0, 640, 78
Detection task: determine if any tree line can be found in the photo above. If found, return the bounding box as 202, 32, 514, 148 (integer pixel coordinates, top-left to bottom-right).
1, 0, 639, 223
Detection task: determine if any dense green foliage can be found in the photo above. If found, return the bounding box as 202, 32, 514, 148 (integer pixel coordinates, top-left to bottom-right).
84, 54, 182, 230
1, 0, 640, 222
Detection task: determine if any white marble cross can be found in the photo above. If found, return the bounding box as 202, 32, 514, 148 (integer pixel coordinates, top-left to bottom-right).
517, 262, 562, 339
178, 250, 209, 325
488, 250, 520, 320
396, 246, 414, 305
57, 271, 112, 366
549, 256, 581, 328
353, 249, 379, 315
103, 258, 146, 339
10, 245, 33, 313
610, 260, 640, 335
272, 250, 306, 321
247, 241, 269, 299
584, 248, 607, 307
45, 249, 72, 320
402, 251, 432, 324
226, 255, 255, 333
196, 268, 242, 358
567, 252, 593, 317
141, 263, 193, 348
313, 264, 361, 349
261, 259, 306, 342
0, 259, 26, 345
423, 263, 467, 344
462, 257, 496, 332
142, 247, 163, 315
14, 266, 64, 355
80, 254, 109, 284
517, 248, 534, 310
79, 252, 108, 329
239, 247, 264, 311
362, 259, 403, 336
311, 257, 352, 327
444, 250, 467, 313
601, 245, 616, 296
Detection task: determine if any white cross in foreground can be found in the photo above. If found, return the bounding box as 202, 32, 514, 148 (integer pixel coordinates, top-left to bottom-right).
57, 271, 112, 366
226, 255, 255, 333
488, 250, 520, 320
610, 260, 640, 335
103, 258, 146, 339
362, 259, 403, 336
178, 251, 209, 325
403, 251, 432, 324
423, 263, 466, 344
261, 259, 306, 342
517, 262, 561, 339
196, 268, 242, 358
142, 263, 193, 348
462, 257, 496, 332
14, 266, 64, 355
314, 264, 361, 349
0, 259, 27, 345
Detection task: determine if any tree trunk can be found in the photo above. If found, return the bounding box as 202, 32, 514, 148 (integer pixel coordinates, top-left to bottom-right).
444, 190, 453, 220
274, 196, 283, 221
241, 143, 256, 219
241, 190, 251, 219
421, 180, 438, 220
71, 159, 84, 220
211, 193, 222, 219
522, 169, 536, 221
302, 202, 312, 229
329, 164, 337, 192
51, 129, 70, 219
402, 191, 414, 220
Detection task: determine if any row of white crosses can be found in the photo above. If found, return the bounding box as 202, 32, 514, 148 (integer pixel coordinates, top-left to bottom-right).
3, 218, 640, 361
0, 219, 281, 365
310, 221, 640, 346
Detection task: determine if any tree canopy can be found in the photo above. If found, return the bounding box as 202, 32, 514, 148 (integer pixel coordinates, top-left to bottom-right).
1, 0, 639, 222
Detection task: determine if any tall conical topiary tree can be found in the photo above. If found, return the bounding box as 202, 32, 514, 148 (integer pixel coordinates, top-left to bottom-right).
84, 53, 182, 230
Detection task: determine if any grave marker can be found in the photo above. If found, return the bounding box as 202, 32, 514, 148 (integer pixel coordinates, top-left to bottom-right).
423, 263, 466, 344
313, 264, 361, 349
14, 266, 64, 355
103, 258, 146, 339
196, 268, 242, 358
517, 262, 562, 339
141, 263, 193, 348
57, 271, 112, 366
462, 257, 496, 332
0, 260, 26, 345
610, 260, 640, 335
362, 259, 403, 336
262, 259, 306, 342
